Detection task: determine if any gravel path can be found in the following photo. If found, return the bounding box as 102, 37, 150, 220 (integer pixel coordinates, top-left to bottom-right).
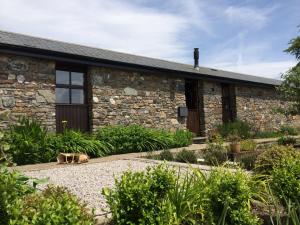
23, 159, 159, 215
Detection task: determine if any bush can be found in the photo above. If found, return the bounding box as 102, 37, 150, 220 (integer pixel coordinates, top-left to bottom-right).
239, 154, 258, 170
102, 164, 175, 225
254, 130, 281, 139
217, 120, 251, 139
10, 186, 95, 225
278, 135, 297, 146
7, 117, 55, 165
175, 149, 197, 163
48, 130, 110, 157
280, 125, 298, 136
96, 125, 192, 154
271, 157, 300, 205
206, 168, 261, 225
0, 164, 34, 225
254, 145, 299, 175
158, 150, 174, 161
241, 139, 257, 151
203, 137, 228, 165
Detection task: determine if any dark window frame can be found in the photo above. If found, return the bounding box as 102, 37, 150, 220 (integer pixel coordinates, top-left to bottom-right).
55, 70, 86, 105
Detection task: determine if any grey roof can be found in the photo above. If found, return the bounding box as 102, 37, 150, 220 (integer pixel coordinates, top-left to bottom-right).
0, 30, 281, 86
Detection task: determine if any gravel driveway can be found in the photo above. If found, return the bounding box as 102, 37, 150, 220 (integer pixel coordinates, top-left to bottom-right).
23, 159, 159, 215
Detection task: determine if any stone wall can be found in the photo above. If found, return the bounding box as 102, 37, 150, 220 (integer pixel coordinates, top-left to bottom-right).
236, 84, 300, 131
0, 53, 56, 130
202, 81, 223, 133
90, 67, 186, 131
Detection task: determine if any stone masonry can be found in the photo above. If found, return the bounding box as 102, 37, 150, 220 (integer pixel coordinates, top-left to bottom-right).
0, 53, 56, 130
90, 67, 186, 131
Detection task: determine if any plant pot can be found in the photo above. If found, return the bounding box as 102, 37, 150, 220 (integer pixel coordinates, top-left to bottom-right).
230, 143, 241, 153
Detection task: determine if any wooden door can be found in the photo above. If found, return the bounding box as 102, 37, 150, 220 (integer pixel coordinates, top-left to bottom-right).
55, 67, 89, 132
185, 80, 201, 135
222, 84, 236, 123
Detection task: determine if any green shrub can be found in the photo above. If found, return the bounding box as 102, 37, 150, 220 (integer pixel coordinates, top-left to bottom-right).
158, 150, 174, 161
203, 137, 228, 165
102, 164, 176, 225
96, 125, 192, 154
254, 145, 299, 175
0, 164, 34, 225
217, 120, 251, 139
206, 168, 261, 225
48, 130, 110, 157
254, 130, 281, 139
175, 149, 197, 163
280, 125, 298, 136
10, 186, 95, 225
7, 117, 55, 165
239, 154, 258, 170
271, 157, 300, 205
278, 135, 297, 146
241, 139, 257, 151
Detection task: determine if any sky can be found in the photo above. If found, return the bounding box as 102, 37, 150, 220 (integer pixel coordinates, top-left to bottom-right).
0, 0, 299, 79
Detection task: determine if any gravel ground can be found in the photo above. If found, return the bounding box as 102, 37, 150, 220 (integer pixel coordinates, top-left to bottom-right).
23, 159, 159, 215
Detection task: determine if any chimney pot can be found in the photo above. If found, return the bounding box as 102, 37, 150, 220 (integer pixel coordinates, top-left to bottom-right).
194, 48, 199, 69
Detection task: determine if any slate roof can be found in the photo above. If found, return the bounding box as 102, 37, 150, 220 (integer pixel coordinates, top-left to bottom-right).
0, 30, 281, 86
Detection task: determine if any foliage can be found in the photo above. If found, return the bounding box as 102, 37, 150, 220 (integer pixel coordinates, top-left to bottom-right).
9, 186, 95, 225
0, 131, 12, 164
271, 157, 300, 205
158, 150, 174, 161
241, 139, 257, 151
217, 120, 251, 139
254, 145, 299, 175
0, 164, 34, 225
203, 136, 228, 165
103, 164, 175, 225
280, 125, 298, 136
96, 125, 192, 154
7, 117, 55, 165
227, 134, 241, 143
206, 168, 261, 225
175, 149, 197, 164
278, 135, 297, 146
278, 27, 300, 114
254, 130, 281, 139
48, 130, 110, 157
240, 154, 258, 170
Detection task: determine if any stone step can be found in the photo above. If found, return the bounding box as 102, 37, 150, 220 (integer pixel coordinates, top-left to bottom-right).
193, 136, 207, 144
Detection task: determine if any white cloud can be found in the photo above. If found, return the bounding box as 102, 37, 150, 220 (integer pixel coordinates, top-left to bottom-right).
224, 5, 277, 29
206, 60, 296, 79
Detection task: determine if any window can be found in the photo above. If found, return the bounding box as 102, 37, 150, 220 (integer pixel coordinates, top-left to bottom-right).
55, 70, 85, 104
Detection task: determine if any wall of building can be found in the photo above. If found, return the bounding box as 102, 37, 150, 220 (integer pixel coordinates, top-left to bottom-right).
235, 84, 300, 131
0, 53, 56, 130
90, 67, 186, 131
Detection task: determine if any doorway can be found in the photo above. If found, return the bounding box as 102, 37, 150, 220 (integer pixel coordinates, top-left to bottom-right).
55, 63, 89, 132
221, 83, 236, 123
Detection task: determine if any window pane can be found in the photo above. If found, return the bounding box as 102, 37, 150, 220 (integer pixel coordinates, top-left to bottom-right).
56, 88, 70, 103
56, 70, 69, 85
71, 89, 84, 104
71, 72, 84, 85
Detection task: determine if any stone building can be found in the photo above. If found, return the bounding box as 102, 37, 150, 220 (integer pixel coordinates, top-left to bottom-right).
0, 30, 298, 136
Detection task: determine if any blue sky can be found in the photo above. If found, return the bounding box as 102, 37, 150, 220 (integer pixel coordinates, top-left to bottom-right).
0, 0, 299, 79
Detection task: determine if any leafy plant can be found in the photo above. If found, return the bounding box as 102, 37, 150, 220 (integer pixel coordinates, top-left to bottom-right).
280, 125, 298, 136
0, 164, 34, 225
206, 168, 262, 225
171, 130, 193, 148
239, 154, 258, 170
278, 135, 297, 146
48, 130, 110, 157
7, 117, 55, 165
271, 157, 300, 205
254, 130, 281, 139
255, 145, 299, 175
175, 149, 197, 164
241, 139, 257, 151
217, 120, 251, 139
203, 137, 228, 165
102, 164, 176, 225
9, 186, 95, 225
158, 150, 174, 161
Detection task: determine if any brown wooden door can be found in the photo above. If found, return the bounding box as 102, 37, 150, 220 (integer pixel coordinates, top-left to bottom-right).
222, 84, 236, 123
55, 67, 89, 132
185, 80, 201, 135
